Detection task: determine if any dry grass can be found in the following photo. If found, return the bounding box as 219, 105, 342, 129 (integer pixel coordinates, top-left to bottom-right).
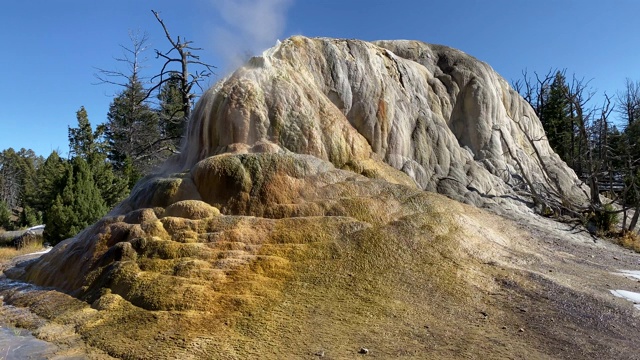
0, 243, 45, 262
618, 231, 640, 253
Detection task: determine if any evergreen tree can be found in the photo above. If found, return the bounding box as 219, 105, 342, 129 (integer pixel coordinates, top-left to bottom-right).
18, 149, 43, 227
0, 200, 12, 231
30, 151, 66, 221
70, 156, 107, 230
45, 195, 74, 245
68, 107, 128, 207
43, 157, 107, 245
105, 76, 162, 180
44, 162, 75, 244
97, 17, 215, 182
523, 71, 591, 175
0, 148, 25, 210
68, 106, 95, 158
158, 76, 186, 152
20, 205, 40, 228
0, 147, 41, 228
89, 151, 129, 208
121, 156, 142, 191
540, 72, 573, 163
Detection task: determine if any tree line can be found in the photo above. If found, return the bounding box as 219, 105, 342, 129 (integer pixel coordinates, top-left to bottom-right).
514, 69, 640, 233
0, 10, 214, 245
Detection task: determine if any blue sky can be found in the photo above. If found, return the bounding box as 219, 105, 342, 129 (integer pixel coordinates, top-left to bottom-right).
1, 0, 639, 157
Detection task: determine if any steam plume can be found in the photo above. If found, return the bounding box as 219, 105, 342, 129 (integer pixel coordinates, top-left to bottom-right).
211, 0, 294, 72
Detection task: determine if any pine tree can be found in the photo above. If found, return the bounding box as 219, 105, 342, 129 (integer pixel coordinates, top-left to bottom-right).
121, 156, 141, 191
43, 157, 108, 245
0, 200, 12, 231
540, 72, 572, 162
0, 147, 42, 228
70, 156, 107, 232
45, 194, 74, 245
0, 148, 25, 210
30, 151, 66, 220
89, 151, 129, 208
68, 107, 128, 207
44, 162, 75, 244
20, 205, 40, 227
18, 149, 43, 227
158, 76, 186, 152
105, 76, 162, 179
68, 106, 95, 158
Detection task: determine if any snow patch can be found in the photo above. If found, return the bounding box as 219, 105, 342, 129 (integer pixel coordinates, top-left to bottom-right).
28, 247, 52, 256
611, 269, 640, 310
610, 289, 640, 310
615, 269, 640, 281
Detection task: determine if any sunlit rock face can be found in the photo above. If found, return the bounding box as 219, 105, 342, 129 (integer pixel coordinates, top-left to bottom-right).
14, 152, 419, 303
176, 36, 586, 210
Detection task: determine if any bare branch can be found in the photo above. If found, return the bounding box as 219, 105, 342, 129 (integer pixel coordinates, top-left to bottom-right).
150, 9, 216, 123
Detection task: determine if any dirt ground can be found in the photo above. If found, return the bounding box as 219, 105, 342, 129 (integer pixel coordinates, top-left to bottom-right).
478, 212, 640, 360
0, 204, 639, 359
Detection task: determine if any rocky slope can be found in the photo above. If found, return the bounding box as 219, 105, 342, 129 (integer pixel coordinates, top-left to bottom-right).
173, 36, 587, 211
0, 37, 637, 359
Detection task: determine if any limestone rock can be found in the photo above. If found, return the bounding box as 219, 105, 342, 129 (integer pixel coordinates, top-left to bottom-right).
14, 152, 457, 313
164, 200, 221, 219
173, 36, 587, 210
